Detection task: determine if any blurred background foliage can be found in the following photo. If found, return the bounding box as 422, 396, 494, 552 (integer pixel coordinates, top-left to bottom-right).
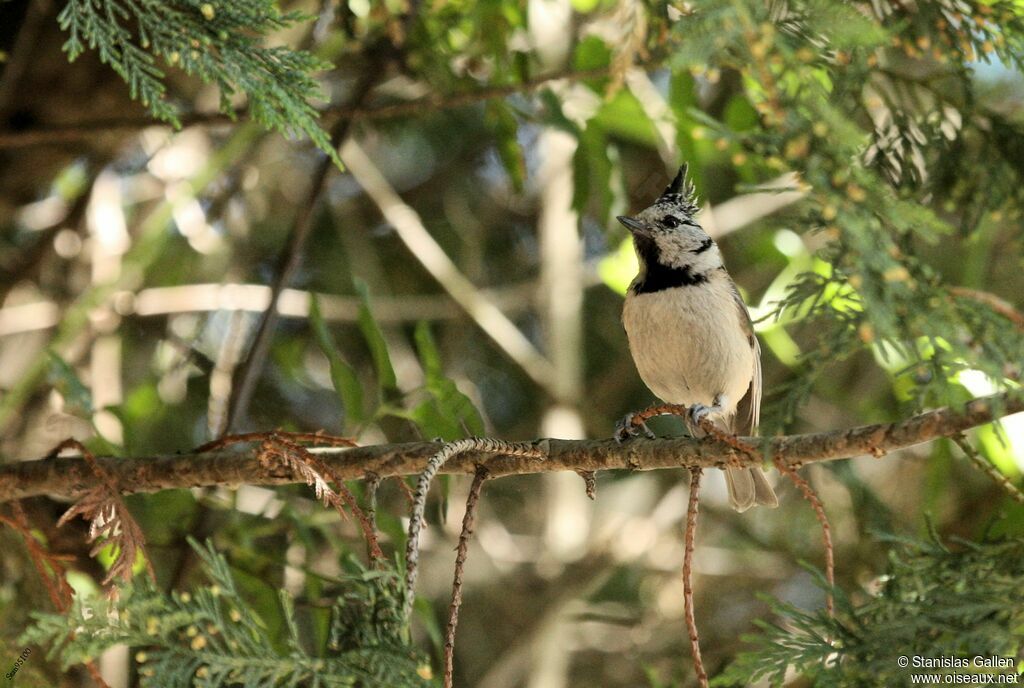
2, 0, 1024, 685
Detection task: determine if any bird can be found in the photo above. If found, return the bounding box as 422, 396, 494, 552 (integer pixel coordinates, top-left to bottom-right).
614, 163, 778, 512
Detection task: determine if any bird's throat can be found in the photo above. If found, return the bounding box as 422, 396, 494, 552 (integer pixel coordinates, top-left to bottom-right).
631, 234, 711, 294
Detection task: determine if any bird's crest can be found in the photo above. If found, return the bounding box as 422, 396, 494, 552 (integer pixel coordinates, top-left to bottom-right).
655, 163, 698, 214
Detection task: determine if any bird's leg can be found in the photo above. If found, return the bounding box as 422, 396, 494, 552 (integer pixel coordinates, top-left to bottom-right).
684, 394, 728, 438
614, 410, 657, 442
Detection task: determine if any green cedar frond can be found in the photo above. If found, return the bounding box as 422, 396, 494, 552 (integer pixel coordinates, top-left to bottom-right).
714, 534, 1024, 687
56, 0, 338, 164
22, 539, 431, 687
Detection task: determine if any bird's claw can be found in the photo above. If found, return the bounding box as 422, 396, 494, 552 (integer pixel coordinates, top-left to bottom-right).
685, 403, 711, 437
614, 412, 656, 442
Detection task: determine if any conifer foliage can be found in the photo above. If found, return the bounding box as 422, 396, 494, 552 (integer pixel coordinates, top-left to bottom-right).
57, 0, 336, 158
24, 540, 430, 687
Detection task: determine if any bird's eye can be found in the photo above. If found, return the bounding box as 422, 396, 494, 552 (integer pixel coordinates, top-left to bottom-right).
662, 215, 680, 228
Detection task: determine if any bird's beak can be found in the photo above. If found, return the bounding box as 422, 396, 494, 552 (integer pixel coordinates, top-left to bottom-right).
617, 215, 645, 234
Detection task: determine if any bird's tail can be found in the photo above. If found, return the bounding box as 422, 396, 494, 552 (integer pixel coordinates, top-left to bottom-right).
725, 466, 778, 513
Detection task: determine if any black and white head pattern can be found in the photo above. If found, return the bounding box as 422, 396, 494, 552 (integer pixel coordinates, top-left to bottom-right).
620, 164, 722, 293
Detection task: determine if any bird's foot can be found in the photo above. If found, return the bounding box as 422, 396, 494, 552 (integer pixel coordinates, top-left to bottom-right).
614, 411, 657, 442
684, 394, 728, 438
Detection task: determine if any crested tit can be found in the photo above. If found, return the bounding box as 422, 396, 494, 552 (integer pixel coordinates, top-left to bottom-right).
614, 164, 778, 512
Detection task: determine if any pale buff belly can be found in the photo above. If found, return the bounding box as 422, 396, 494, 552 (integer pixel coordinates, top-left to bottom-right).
622, 286, 753, 413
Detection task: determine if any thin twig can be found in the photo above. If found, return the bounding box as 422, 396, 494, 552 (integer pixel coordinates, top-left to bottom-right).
0, 63, 655, 149
444, 467, 489, 688
683, 468, 708, 688
395, 476, 416, 507
949, 286, 1024, 331
224, 53, 385, 433
194, 430, 357, 453
364, 472, 382, 557
2, 394, 1021, 502
313, 459, 385, 563
774, 460, 835, 616
632, 402, 837, 622
85, 661, 113, 688
952, 433, 1024, 504
198, 432, 384, 560
403, 437, 546, 621
0, 502, 74, 611
224, 124, 348, 434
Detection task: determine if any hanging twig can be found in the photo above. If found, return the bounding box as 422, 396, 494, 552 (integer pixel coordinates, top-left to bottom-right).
364, 472, 382, 559
773, 460, 835, 617
683, 468, 708, 688
0, 502, 74, 611
403, 437, 546, 621
444, 467, 490, 688
628, 402, 836, 618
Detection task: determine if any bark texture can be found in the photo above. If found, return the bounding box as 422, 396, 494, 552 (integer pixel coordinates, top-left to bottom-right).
0, 394, 1019, 502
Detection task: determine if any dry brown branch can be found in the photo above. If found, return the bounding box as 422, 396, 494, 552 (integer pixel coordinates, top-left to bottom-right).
683, 467, 708, 688
1, 394, 1020, 502
206, 432, 384, 560
194, 430, 357, 453
395, 476, 416, 507
952, 433, 1024, 504
50, 439, 156, 586
311, 460, 385, 563
949, 287, 1024, 331
444, 467, 490, 688
774, 460, 835, 616
85, 662, 112, 688
0, 502, 74, 611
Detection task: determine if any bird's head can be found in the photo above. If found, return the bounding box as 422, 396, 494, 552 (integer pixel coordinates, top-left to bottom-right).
617, 164, 718, 271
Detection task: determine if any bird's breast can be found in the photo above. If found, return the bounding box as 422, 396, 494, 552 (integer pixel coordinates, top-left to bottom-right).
622, 283, 753, 409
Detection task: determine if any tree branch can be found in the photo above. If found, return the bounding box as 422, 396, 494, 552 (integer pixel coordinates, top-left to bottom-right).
1, 394, 1020, 503
0, 64, 643, 150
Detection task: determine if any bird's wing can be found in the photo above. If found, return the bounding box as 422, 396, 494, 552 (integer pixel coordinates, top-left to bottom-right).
730, 282, 761, 437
